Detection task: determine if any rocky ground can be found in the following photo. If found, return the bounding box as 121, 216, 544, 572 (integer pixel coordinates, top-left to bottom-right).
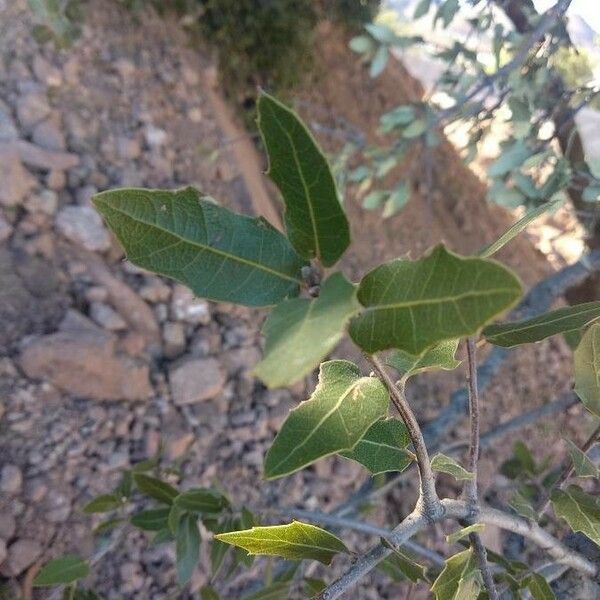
0, 2, 595, 599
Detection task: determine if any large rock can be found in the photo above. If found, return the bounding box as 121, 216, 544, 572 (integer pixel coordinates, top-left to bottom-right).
55, 205, 111, 252
19, 314, 153, 401
0, 149, 36, 207
169, 357, 225, 405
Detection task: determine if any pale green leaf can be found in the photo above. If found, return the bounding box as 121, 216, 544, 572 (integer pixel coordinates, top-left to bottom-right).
245, 582, 291, 600
431, 549, 481, 600
488, 140, 531, 177
382, 185, 410, 218
214, 521, 347, 565
339, 418, 413, 475
551, 485, 600, 546
362, 190, 388, 210
414, 0, 431, 19
509, 491, 538, 521
379, 546, 426, 582
574, 323, 600, 418
524, 573, 555, 600
33, 555, 89, 587
388, 339, 461, 380
173, 489, 229, 514
483, 302, 600, 347
349, 35, 374, 54
479, 197, 564, 258
565, 439, 599, 478
130, 508, 170, 531
82, 494, 122, 514
582, 185, 600, 203
253, 273, 359, 388
431, 453, 474, 481
349, 244, 521, 355
365, 23, 397, 44
446, 524, 485, 545
435, 0, 460, 28
257, 92, 350, 266
370, 45, 389, 78
93, 187, 305, 307
264, 360, 389, 479
176, 513, 201, 585
402, 119, 428, 138
133, 473, 178, 505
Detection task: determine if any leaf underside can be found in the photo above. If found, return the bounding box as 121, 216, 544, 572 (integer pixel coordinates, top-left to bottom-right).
387, 339, 461, 379
574, 322, 600, 418
257, 92, 350, 266
264, 360, 389, 479
349, 244, 522, 355
253, 273, 359, 388
551, 485, 600, 546
93, 187, 306, 307
431, 453, 474, 481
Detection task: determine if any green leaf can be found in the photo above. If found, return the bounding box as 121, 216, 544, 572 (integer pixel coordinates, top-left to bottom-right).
133, 473, 178, 505
574, 322, 600, 418
551, 485, 600, 545
174, 489, 229, 514
435, 0, 460, 28
264, 360, 389, 479
370, 45, 389, 78
362, 190, 388, 210
583, 185, 600, 203
379, 543, 426, 582
446, 524, 485, 545
479, 197, 564, 258
304, 577, 326, 595
380, 106, 416, 132
349, 244, 521, 355
524, 573, 556, 600
509, 491, 538, 521
244, 582, 291, 600
176, 513, 201, 585
402, 119, 428, 139
253, 273, 359, 388
382, 184, 410, 218
130, 508, 171, 531
414, 0, 431, 19
339, 418, 413, 475
349, 35, 374, 54
33, 555, 89, 587
488, 140, 531, 177
365, 23, 397, 44
257, 92, 350, 267
93, 187, 305, 307
168, 504, 184, 535
431, 453, 474, 481
431, 549, 481, 600
388, 339, 461, 380
483, 302, 600, 347
200, 586, 220, 600
565, 439, 599, 478
82, 494, 122, 514
214, 521, 347, 565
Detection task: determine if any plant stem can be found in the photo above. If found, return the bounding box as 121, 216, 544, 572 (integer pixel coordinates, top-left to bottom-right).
369, 354, 440, 514
465, 337, 498, 600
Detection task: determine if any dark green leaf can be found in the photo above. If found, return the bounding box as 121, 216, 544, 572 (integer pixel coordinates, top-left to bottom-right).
151, 529, 175, 545
33, 555, 89, 587
253, 273, 359, 388
431, 549, 481, 600
574, 322, 600, 418
82, 494, 122, 514
176, 513, 201, 585
483, 302, 600, 347
264, 360, 389, 479
130, 508, 170, 531
215, 521, 347, 565
379, 544, 426, 583
339, 418, 413, 475
93, 517, 125, 536
257, 92, 350, 266
350, 245, 521, 355
304, 577, 326, 594
435, 0, 460, 28
431, 453, 474, 481
565, 439, 598, 478
174, 489, 229, 514
200, 586, 220, 600
133, 473, 178, 505
168, 504, 184, 535
524, 573, 556, 600
244, 582, 291, 600
488, 140, 531, 177
551, 485, 600, 545
387, 339, 460, 380
93, 187, 305, 307
414, 0, 431, 19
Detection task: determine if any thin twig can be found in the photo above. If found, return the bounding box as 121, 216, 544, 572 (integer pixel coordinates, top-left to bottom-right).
369, 355, 440, 514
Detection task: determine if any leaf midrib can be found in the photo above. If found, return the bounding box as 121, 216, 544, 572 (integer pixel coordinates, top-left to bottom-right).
97, 199, 301, 284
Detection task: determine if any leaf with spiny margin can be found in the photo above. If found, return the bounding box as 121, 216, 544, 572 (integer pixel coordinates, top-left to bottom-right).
176, 513, 201, 585
551, 485, 600, 545
387, 339, 461, 380
133, 473, 178, 505
524, 573, 556, 600
431, 453, 474, 481
253, 273, 359, 388
257, 92, 350, 266
214, 521, 347, 565
339, 418, 413, 475
574, 323, 600, 418
479, 197, 564, 258
431, 549, 481, 600
349, 245, 521, 355
446, 524, 485, 545
483, 302, 600, 347
264, 360, 389, 479
33, 555, 89, 587
565, 439, 599, 478
93, 187, 306, 307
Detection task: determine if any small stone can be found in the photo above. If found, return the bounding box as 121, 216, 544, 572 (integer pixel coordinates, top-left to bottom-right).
16, 91, 51, 128
0, 150, 36, 207
116, 136, 141, 159
182, 65, 200, 86
0, 101, 18, 141
90, 302, 127, 331
120, 562, 145, 593
144, 124, 167, 148
32, 118, 66, 150
46, 169, 66, 191
46, 491, 71, 523
166, 432, 194, 460
3, 539, 42, 576
0, 513, 16, 539
32, 55, 63, 87
24, 189, 58, 215
75, 184, 97, 206
139, 280, 171, 303
0, 215, 13, 242
169, 357, 225, 405
0, 465, 23, 494
85, 286, 109, 303
0, 539, 6, 566
162, 321, 186, 358
187, 107, 203, 123
10, 140, 79, 171
55, 205, 111, 252
171, 285, 210, 324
